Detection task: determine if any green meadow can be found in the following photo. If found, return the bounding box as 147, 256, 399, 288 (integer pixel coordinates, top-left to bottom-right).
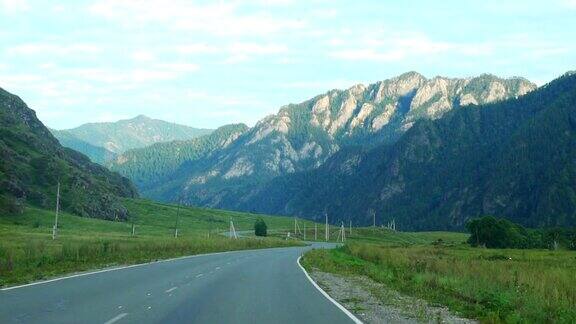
302, 228, 576, 323
0, 198, 317, 287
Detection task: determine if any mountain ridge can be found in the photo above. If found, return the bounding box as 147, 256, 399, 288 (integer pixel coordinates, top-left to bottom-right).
51, 115, 214, 159
239, 72, 576, 229
110, 72, 537, 216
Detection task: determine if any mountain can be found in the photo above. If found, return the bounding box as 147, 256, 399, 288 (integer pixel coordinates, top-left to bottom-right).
241, 72, 576, 230
51, 115, 213, 155
50, 129, 117, 164
130, 72, 534, 209
109, 123, 249, 195
0, 87, 137, 219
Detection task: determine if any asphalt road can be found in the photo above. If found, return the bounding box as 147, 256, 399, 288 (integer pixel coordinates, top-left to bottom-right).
0, 243, 359, 324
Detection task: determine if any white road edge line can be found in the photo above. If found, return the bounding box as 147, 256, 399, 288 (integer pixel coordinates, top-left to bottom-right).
165, 287, 178, 293
297, 256, 363, 324
1, 250, 235, 291
103, 312, 128, 324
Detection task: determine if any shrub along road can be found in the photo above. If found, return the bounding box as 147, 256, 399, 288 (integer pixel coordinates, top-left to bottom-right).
0, 243, 358, 324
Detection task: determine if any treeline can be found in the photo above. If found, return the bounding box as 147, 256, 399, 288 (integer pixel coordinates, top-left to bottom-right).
466, 216, 576, 250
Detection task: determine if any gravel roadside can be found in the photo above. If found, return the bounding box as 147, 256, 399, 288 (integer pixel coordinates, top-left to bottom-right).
310, 270, 477, 324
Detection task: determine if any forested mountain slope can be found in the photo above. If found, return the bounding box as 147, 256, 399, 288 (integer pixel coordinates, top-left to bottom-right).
0, 87, 137, 219
242, 72, 576, 230
120, 72, 534, 208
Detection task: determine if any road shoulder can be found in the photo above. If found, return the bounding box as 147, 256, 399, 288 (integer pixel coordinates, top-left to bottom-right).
309, 270, 477, 324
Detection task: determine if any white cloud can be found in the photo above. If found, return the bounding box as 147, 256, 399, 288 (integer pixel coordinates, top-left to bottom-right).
0, 0, 29, 14
254, 0, 294, 6
95, 112, 131, 123
562, 0, 576, 8
0, 74, 44, 89
283, 79, 361, 90
313, 8, 337, 18
329, 33, 494, 62
330, 49, 405, 62
69, 68, 179, 84
156, 63, 199, 72
229, 42, 288, 55
176, 43, 219, 55
131, 50, 156, 62
222, 42, 289, 64
89, 0, 305, 36
7, 43, 102, 56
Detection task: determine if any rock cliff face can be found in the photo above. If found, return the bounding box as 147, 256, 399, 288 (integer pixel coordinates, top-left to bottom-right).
239, 72, 576, 230
122, 72, 535, 210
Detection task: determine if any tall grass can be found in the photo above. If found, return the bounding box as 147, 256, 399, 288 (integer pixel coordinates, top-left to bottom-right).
303, 242, 576, 323
0, 235, 296, 287
0, 199, 308, 287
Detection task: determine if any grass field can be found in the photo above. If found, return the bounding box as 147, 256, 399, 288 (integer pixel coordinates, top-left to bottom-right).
0, 198, 320, 287
302, 228, 576, 323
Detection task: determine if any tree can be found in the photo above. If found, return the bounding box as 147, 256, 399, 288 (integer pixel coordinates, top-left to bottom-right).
466, 216, 527, 248
254, 218, 267, 237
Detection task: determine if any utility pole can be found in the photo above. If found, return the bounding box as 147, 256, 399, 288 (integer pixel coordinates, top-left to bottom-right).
230, 219, 238, 239
315, 223, 317, 240
52, 181, 60, 240
303, 222, 306, 240
174, 201, 181, 238
325, 212, 329, 241
131, 222, 136, 236
349, 220, 352, 236
294, 216, 297, 236
372, 209, 376, 227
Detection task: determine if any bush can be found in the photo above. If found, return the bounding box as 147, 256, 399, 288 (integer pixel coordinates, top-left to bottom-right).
466, 216, 527, 248
0, 195, 24, 215
254, 218, 267, 237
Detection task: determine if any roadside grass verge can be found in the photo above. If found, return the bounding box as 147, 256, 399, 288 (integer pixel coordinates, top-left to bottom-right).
0, 199, 307, 287
302, 235, 576, 323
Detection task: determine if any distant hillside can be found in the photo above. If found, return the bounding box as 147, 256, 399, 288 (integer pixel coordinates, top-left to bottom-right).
109, 124, 249, 195
133, 72, 534, 209
52, 115, 213, 155
50, 129, 117, 164
0, 87, 137, 219
242, 72, 576, 230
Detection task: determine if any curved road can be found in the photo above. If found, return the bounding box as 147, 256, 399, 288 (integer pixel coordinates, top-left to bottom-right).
0, 243, 358, 324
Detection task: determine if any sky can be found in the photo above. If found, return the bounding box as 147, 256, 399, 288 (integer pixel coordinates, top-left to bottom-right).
1, 0, 575, 130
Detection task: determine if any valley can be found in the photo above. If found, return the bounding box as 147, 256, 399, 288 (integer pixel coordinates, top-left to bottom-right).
2, 2, 575, 323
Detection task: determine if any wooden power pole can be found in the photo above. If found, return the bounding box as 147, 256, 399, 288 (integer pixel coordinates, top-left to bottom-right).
325, 212, 329, 241
52, 181, 60, 240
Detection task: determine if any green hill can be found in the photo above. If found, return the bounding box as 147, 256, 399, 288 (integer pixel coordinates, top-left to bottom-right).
50, 128, 117, 164
0, 87, 137, 220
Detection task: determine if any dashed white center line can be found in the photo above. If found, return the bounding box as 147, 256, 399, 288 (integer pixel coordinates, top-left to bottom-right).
165, 287, 178, 293
215, 267, 221, 270
196, 274, 203, 278
104, 312, 128, 324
